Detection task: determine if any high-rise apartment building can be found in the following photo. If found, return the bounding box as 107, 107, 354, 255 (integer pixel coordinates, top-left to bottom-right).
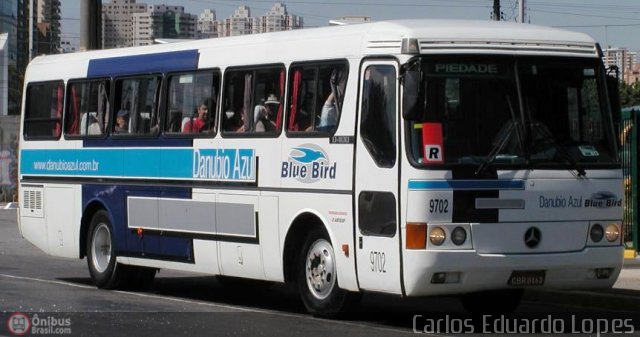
103, 1, 197, 47
603, 47, 637, 84
217, 5, 252, 37
102, 0, 147, 49
215, 3, 302, 38
1, 0, 59, 115
35, 0, 61, 55
253, 3, 302, 34
132, 5, 197, 46
197, 9, 217, 39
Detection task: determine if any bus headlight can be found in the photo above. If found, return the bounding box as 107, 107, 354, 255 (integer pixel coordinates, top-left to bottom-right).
590, 223, 604, 242
429, 227, 446, 246
604, 224, 620, 242
451, 226, 467, 245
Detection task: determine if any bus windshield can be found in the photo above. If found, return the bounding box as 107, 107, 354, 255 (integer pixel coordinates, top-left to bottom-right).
405, 56, 618, 170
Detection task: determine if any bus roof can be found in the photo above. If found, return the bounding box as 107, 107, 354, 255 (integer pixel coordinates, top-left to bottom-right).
26, 19, 599, 81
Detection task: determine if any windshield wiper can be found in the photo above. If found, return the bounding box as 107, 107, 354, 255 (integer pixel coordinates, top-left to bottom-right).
475, 96, 522, 176
475, 123, 515, 176
531, 131, 586, 177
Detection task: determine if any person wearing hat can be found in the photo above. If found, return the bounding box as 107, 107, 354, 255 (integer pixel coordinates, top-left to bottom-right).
255, 94, 279, 132
114, 109, 129, 134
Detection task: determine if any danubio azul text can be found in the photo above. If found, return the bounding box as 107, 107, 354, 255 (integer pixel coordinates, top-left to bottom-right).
193, 148, 254, 181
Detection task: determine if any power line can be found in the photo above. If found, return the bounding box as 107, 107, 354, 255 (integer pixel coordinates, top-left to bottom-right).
530, 8, 640, 21
554, 23, 640, 28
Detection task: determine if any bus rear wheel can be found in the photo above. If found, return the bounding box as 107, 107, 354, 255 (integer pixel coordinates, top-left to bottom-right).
297, 228, 349, 317
86, 210, 156, 289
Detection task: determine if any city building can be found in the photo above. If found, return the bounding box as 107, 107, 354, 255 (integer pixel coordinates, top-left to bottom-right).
253, 3, 302, 33
59, 39, 76, 53
0, 1, 18, 116
102, 0, 148, 49
132, 5, 197, 46
628, 64, 640, 85
34, 0, 61, 55
197, 9, 217, 39
216, 3, 302, 37
217, 5, 252, 37
603, 47, 637, 84
0, 33, 9, 117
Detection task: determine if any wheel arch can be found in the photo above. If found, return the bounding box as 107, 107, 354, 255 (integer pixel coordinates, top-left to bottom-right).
282, 211, 330, 284
79, 199, 111, 259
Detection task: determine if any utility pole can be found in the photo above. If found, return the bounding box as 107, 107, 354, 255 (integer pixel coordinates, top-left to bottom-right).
80, 0, 102, 51
28, 0, 33, 60
493, 0, 501, 21
519, 0, 525, 23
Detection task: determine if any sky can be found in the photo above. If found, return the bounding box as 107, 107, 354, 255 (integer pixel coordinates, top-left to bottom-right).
60, 0, 640, 52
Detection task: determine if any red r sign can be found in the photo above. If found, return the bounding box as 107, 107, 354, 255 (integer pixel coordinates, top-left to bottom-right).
422, 122, 444, 163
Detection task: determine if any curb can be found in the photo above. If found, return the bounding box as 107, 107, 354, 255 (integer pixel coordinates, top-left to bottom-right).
624, 249, 637, 260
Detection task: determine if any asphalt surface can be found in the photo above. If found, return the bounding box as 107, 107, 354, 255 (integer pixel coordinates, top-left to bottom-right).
1, 208, 639, 336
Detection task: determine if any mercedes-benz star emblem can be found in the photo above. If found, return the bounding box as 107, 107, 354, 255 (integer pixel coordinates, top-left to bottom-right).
524, 227, 541, 248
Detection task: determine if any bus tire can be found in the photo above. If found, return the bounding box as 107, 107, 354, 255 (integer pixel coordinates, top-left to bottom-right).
461, 289, 523, 315
297, 228, 348, 317
86, 210, 127, 289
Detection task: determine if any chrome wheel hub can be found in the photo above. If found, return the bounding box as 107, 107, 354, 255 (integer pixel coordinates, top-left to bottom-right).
305, 239, 336, 300
91, 223, 112, 273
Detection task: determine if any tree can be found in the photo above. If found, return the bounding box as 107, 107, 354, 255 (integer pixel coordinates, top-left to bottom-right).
620, 81, 640, 108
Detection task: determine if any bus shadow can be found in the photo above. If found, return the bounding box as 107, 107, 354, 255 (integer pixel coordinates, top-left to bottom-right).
58, 274, 466, 331
57, 275, 640, 331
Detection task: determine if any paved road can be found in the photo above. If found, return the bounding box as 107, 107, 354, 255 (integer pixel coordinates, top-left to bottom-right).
0, 209, 639, 336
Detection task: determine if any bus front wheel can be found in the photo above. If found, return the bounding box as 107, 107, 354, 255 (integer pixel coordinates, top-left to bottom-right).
297, 228, 349, 317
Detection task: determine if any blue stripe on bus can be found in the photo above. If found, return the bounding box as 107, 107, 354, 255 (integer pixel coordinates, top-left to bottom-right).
408, 179, 525, 190
87, 50, 199, 78
20, 148, 256, 182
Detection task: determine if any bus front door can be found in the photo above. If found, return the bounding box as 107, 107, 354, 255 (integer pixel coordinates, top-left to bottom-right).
354, 61, 402, 293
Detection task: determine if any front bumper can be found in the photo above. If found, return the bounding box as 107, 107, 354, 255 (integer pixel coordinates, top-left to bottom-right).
403, 246, 624, 296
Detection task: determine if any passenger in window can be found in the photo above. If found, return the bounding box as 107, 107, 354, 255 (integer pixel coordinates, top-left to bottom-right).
318, 92, 337, 130
225, 111, 245, 133
183, 100, 210, 133
87, 115, 101, 135
114, 110, 129, 134
255, 94, 279, 132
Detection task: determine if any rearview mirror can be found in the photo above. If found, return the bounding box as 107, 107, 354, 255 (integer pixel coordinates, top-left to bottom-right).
401, 59, 424, 120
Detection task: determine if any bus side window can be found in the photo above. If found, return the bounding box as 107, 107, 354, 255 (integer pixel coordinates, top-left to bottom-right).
360, 65, 397, 167
114, 76, 161, 136
163, 70, 220, 136
287, 61, 348, 135
222, 66, 285, 135
65, 79, 110, 138
23, 81, 64, 139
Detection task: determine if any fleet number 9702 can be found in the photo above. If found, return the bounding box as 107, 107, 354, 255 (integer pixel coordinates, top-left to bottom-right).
429, 199, 449, 213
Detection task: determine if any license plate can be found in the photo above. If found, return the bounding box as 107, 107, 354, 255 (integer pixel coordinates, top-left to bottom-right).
507, 270, 546, 286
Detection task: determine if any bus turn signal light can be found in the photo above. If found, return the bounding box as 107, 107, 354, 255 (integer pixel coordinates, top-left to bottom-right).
406, 223, 427, 249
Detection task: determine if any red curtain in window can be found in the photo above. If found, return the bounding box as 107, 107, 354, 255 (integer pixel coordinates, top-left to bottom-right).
54, 84, 63, 137
288, 69, 301, 131
276, 69, 285, 128
68, 85, 79, 135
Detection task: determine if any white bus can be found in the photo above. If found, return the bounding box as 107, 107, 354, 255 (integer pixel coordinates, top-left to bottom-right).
18, 19, 624, 316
